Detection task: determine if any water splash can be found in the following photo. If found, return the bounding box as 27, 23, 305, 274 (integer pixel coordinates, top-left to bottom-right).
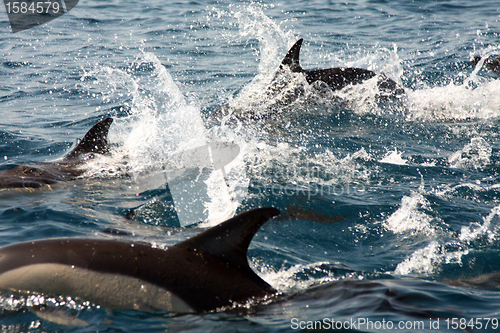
459, 204, 500, 244
405, 81, 500, 121
82, 51, 245, 225
448, 137, 492, 170
213, 2, 296, 75
380, 149, 408, 166
384, 192, 435, 235
253, 259, 360, 293
393, 202, 500, 276
394, 241, 448, 275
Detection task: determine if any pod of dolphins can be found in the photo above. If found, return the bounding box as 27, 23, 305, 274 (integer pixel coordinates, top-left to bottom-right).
0, 39, 499, 326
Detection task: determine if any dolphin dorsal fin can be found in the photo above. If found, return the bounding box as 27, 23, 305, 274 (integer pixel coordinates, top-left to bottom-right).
280, 38, 304, 72
65, 118, 113, 160
176, 208, 280, 269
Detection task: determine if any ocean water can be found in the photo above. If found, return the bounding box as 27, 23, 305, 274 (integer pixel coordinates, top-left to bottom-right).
1, 0, 500, 332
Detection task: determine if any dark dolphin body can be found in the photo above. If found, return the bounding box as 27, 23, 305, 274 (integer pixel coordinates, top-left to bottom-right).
472, 56, 500, 77
278, 38, 404, 95
0, 207, 280, 313
446, 271, 500, 290
0, 118, 113, 189
211, 39, 404, 122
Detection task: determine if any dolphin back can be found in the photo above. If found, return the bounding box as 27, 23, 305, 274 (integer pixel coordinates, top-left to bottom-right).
176, 207, 280, 270
170, 207, 281, 310
278, 39, 404, 95
0, 207, 281, 312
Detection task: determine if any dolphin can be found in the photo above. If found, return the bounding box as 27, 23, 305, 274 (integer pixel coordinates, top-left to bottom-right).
210, 39, 404, 122
0, 117, 113, 189
445, 271, 500, 290
0, 207, 280, 313
471, 56, 500, 77
276, 38, 404, 95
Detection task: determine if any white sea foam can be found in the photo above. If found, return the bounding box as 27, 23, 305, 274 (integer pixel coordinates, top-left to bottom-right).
384, 192, 434, 235
448, 137, 492, 170
393, 203, 500, 276
394, 240, 467, 276
394, 241, 441, 275
83, 51, 246, 226
459, 204, 500, 244
252, 259, 360, 293
380, 149, 407, 165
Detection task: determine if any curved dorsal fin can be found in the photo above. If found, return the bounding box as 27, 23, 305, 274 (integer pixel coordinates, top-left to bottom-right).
176, 207, 280, 269
280, 38, 304, 72
65, 118, 113, 160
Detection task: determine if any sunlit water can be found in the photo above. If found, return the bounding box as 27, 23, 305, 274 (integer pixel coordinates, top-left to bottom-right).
1, 1, 500, 332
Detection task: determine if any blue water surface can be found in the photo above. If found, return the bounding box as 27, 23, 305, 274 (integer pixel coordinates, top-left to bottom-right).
1, 0, 500, 332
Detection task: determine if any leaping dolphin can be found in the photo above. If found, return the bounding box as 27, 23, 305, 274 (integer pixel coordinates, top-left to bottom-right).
0, 207, 280, 313
210, 38, 404, 122
0, 117, 113, 189
276, 38, 404, 95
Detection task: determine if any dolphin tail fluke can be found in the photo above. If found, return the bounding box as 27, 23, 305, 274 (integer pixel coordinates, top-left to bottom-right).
177, 207, 280, 274
65, 118, 113, 160
280, 39, 304, 72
